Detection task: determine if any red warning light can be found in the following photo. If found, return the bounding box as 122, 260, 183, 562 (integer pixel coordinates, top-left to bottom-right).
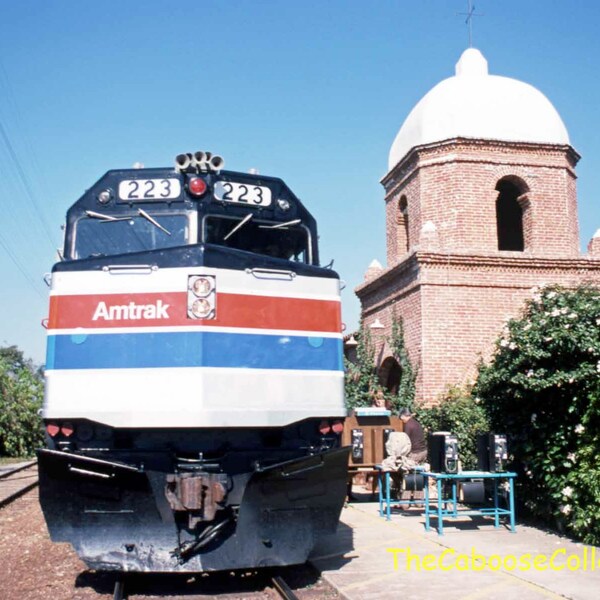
188, 177, 207, 197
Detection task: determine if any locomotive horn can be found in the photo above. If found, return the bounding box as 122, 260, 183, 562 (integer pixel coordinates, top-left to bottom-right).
209, 154, 225, 171
192, 151, 225, 172
193, 151, 207, 167
175, 153, 193, 172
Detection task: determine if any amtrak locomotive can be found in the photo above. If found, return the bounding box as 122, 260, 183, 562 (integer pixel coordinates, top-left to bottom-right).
38, 152, 349, 572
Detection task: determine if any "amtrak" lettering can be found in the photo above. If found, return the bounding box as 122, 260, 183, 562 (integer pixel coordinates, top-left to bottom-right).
92, 300, 170, 321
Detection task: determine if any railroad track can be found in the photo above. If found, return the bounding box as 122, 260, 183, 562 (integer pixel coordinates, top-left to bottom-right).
110, 567, 318, 600
0, 461, 38, 508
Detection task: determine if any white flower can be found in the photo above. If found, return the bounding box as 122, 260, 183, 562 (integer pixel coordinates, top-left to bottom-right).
550, 309, 561, 317
509, 342, 517, 350
527, 370, 534, 378
544, 336, 553, 342
500, 339, 509, 347
474, 397, 481, 404
564, 324, 571, 329
525, 469, 533, 478
567, 313, 577, 319
560, 504, 572, 515
567, 453, 576, 463
531, 413, 537, 423
597, 361, 600, 373
523, 322, 532, 331
561, 307, 569, 315
575, 424, 585, 434
562, 486, 573, 498
546, 291, 557, 299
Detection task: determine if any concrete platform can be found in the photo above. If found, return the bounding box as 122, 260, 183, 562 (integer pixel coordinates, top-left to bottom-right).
309, 500, 600, 600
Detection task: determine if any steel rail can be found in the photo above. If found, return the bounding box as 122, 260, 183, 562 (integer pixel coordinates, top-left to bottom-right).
271, 575, 300, 600
0, 459, 36, 480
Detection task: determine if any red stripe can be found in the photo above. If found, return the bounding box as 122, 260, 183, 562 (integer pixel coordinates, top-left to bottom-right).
48, 292, 341, 333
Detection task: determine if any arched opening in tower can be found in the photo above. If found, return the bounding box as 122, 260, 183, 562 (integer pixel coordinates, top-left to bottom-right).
379, 356, 402, 396
397, 196, 409, 254
496, 179, 525, 251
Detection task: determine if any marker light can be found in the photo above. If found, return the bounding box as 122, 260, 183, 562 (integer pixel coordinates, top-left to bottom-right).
191, 276, 214, 297
188, 177, 207, 197
277, 199, 291, 211
318, 420, 331, 435
331, 420, 344, 434
61, 422, 74, 437
97, 189, 112, 204
46, 422, 60, 437
191, 298, 213, 319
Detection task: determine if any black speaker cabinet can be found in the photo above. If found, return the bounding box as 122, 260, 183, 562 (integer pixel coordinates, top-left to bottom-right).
477, 433, 508, 472
351, 429, 364, 463
428, 433, 459, 473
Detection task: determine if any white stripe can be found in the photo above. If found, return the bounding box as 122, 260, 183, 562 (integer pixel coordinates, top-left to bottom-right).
48, 325, 343, 338
50, 266, 341, 300
44, 367, 346, 428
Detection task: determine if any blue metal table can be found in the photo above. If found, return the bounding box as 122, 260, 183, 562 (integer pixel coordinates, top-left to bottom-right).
376, 465, 427, 521
423, 470, 517, 535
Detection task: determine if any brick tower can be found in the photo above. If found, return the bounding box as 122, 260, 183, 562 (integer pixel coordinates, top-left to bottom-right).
356, 49, 600, 405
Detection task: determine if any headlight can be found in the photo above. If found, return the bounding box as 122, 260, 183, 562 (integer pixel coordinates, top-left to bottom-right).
191, 276, 214, 297
188, 274, 216, 319
191, 298, 213, 319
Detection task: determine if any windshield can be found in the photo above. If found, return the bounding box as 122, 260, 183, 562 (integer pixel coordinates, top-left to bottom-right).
73, 213, 191, 259
203, 215, 310, 263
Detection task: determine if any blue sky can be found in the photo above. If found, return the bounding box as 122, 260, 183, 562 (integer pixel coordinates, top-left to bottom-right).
0, 1, 598, 365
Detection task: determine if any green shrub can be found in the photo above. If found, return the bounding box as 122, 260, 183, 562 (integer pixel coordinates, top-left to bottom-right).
474, 285, 600, 543
344, 325, 379, 410
0, 346, 44, 457
344, 315, 417, 412
385, 316, 417, 413
415, 386, 490, 469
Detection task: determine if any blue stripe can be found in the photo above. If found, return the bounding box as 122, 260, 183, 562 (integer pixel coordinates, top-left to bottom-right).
46, 331, 343, 371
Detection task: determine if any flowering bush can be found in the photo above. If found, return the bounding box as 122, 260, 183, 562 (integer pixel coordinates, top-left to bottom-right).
474, 285, 600, 543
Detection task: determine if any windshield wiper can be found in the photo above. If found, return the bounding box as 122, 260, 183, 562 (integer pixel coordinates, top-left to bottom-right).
224, 213, 253, 241
259, 219, 302, 230
137, 208, 171, 236
85, 210, 129, 222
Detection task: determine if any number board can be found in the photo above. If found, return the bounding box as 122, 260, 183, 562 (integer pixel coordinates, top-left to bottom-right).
118, 179, 182, 201
213, 181, 272, 207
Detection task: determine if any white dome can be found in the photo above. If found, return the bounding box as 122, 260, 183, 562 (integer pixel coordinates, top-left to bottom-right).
388, 49, 570, 171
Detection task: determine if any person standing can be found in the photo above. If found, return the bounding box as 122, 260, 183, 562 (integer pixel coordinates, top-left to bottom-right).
398, 408, 427, 464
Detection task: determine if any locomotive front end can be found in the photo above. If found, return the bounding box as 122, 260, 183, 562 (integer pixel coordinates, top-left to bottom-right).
38, 153, 349, 571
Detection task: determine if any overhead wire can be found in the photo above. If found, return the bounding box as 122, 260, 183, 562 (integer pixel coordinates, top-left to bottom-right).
0, 120, 58, 252
0, 56, 56, 298
0, 227, 45, 300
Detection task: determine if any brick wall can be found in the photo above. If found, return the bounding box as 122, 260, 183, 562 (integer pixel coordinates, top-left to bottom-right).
382, 139, 581, 263
357, 136, 600, 406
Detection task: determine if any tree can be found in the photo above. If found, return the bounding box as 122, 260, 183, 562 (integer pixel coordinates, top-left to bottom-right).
0, 345, 44, 457
474, 285, 600, 543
